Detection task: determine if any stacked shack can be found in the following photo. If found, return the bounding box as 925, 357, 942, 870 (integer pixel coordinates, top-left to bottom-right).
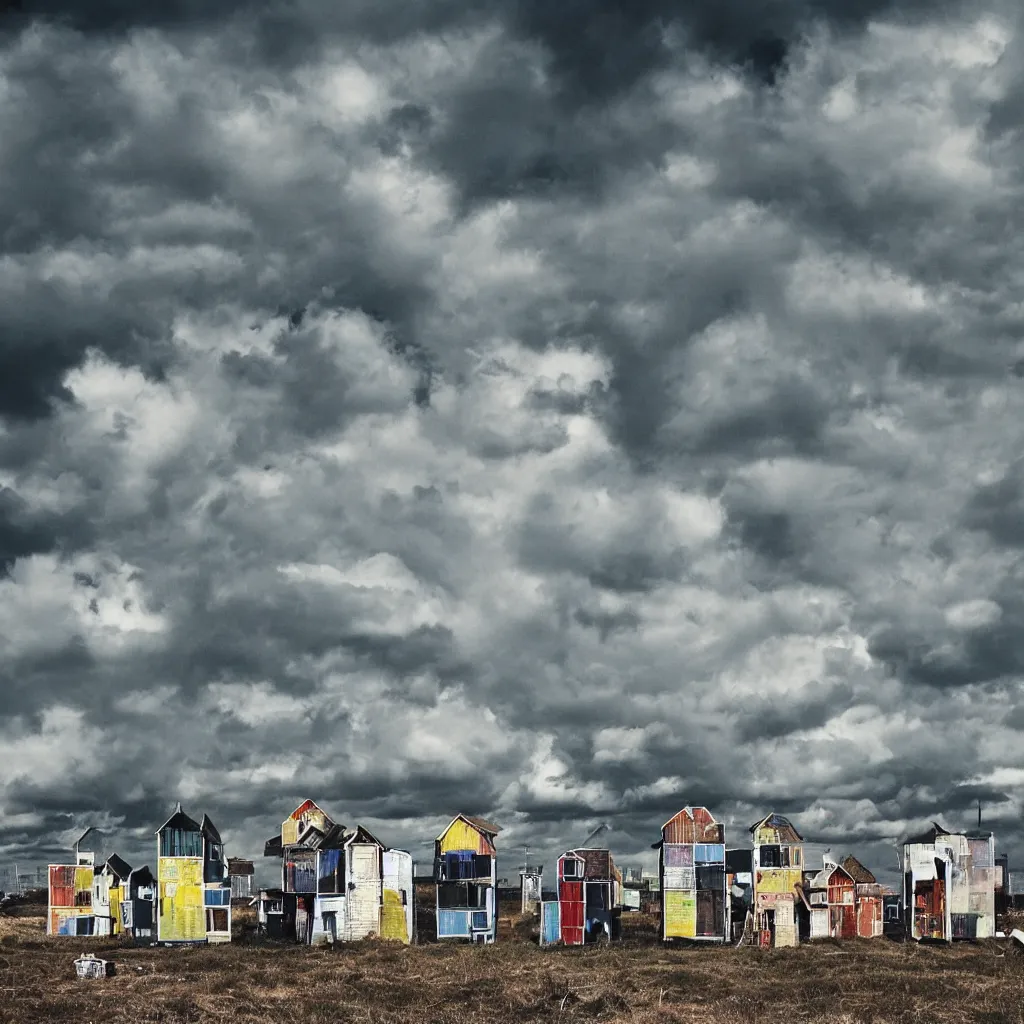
47, 829, 104, 937
750, 812, 804, 947
156, 805, 232, 944
656, 806, 728, 942
842, 855, 884, 938
542, 847, 622, 946
903, 822, 997, 941
799, 855, 857, 939
262, 799, 413, 945
434, 814, 501, 943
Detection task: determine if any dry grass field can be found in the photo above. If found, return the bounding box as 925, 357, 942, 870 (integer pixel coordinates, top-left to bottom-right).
2, 905, 1023, 1024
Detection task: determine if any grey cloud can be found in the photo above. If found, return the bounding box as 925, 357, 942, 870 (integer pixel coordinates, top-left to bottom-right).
4, 0, 1024, 885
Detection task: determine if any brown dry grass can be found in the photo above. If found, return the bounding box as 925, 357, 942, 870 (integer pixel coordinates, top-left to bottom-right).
1, 911, 1022, 1024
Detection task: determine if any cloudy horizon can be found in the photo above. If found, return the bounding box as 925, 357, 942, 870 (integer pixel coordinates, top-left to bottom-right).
2, 0, 1024, 891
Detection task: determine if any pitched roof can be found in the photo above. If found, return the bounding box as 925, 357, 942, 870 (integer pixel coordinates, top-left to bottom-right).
841, 855, 876, 885
129, 865, 155, 886
345, 824, 385, 848
435, 814, 502, 841
287, 798, 335, 827
201, 814, 222, 845
807, 860, 855, 890
103, 854, 133, 881
464, 816, 502, 835
157, 803, 202, 834
749, 812, 803, 843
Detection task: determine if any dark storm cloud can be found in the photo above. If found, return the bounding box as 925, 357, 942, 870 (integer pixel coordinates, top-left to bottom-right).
1, 0, 1023, 884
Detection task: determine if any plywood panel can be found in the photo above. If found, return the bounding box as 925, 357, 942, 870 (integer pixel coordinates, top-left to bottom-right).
664, 891, 696, 939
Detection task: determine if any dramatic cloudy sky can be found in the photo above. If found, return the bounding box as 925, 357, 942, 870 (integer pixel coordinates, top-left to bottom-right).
2, 0, 1024, 888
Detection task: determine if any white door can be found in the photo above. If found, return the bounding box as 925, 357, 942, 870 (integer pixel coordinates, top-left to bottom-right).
347, 845, 381, 941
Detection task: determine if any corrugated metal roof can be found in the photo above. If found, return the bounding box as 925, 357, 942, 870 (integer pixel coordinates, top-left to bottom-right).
464, 816, 502, 834
841, 855, 876, 884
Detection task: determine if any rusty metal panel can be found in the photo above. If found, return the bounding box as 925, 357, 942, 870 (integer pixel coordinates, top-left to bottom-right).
663, 807, 725, 845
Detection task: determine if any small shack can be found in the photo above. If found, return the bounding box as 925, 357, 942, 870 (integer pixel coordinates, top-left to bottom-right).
47, 829, 102, 937
228, 858, 255, 900
800, 856, 856, 939
520, 866, 543, 915
434, 814, 501, 943
842, 855, 884, 938
750, 812, 804, 948
543, 848, 622, 946
262, 799, 413, 945
902, 823, 997, 941
156, 804, 232, 944
93, 854, 133, 937
122, 865, 156, 939
903, 824, 954, 942
656, 806, 727, 943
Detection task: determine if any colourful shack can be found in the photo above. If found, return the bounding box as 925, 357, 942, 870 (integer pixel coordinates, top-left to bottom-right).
121, 865, 156, 939
656, 806, 727, 943
434, 814, 501, 943
542, 848, 622, 946
841, 855, 884, 939
262, 799, 413, 945
93, 854, 133, 937
750, 812, 804, 948
156, 805, 232, 944
903, 823, 997, 941
47, 828, 103, 937
800, 855, 857, 939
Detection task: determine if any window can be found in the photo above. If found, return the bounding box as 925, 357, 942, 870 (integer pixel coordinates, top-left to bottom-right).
206, 908, 229, 933
791, 848, 802, 868
160, 828, 202, 858
563, 859, 584, 879
758, 846, 781, 869
781, 848, 791, 868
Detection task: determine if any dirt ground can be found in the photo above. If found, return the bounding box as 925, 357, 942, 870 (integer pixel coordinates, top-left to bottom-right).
2, 909, 1023, 1024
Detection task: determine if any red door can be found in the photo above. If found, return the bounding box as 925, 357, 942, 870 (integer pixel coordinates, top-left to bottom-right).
559, 881, 584, 945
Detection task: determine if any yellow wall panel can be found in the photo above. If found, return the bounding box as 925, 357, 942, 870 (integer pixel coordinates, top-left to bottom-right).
110, 888, 122, 935
379, 889, 409, 943
439, 818, 491, 854
664, 891, 696, 938
159, 857, 205, 941
756, 869, 802, 894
